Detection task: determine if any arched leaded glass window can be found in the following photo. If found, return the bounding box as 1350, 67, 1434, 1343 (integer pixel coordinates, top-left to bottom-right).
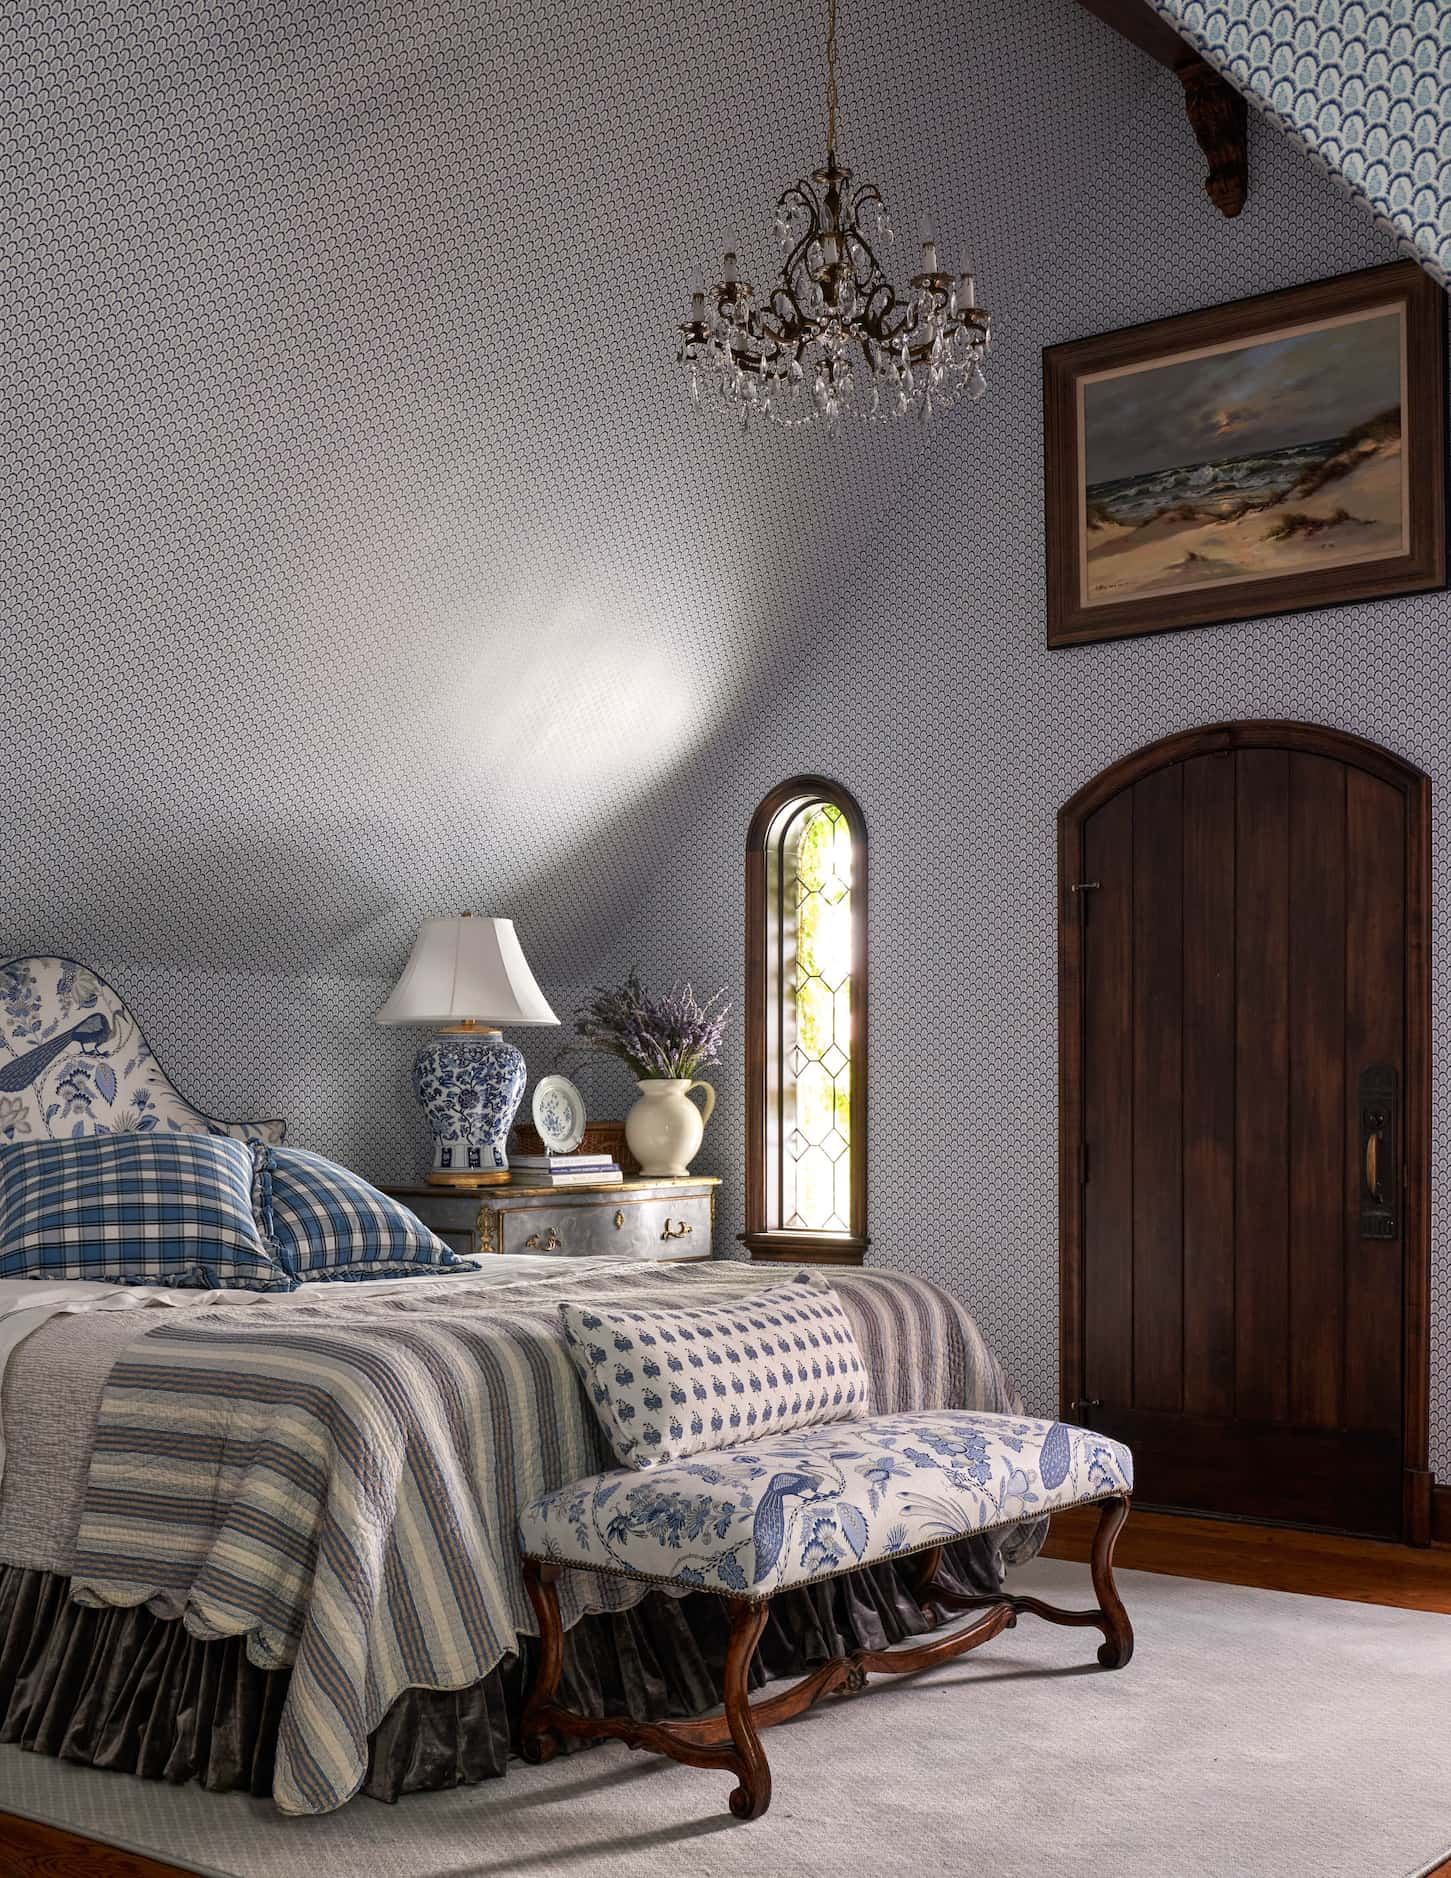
742, 777, 868, 1264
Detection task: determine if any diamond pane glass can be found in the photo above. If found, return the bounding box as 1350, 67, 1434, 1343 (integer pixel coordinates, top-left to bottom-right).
782, 801, 853, 1232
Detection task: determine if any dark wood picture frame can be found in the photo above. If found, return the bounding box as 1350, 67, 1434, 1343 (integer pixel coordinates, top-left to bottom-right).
741, 775, 868, 1265
1044, 261, 1445, 648
1057, 719, 1431, 1542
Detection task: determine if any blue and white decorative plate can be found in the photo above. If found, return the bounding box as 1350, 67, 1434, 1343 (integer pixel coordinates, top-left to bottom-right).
531, 1075, 586, 1154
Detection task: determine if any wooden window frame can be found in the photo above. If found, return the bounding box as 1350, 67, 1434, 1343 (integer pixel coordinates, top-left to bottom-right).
740, 775, 869, 1265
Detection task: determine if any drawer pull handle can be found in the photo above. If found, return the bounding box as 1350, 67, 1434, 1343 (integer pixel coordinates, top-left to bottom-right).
614, 1210, 625, 1229
524, 1228, 563, 1252
660, 1218, 693, 1241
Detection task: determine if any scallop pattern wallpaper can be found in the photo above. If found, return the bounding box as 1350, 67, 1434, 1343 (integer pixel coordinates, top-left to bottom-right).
1153, 0, 1451, 286
5, 0, 1451, 1468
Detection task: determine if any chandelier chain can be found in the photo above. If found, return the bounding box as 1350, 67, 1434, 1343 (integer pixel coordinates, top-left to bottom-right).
826, 0, 839, 156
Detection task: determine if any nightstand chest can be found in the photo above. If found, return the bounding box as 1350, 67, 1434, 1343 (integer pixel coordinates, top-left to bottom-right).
386, 1176, 719, 1263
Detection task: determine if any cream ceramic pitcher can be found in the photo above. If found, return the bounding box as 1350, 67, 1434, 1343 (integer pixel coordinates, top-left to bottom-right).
624, 1078, 716, 1176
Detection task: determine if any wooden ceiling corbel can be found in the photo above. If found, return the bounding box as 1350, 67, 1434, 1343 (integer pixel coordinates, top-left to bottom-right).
1072, 0, 1248, 217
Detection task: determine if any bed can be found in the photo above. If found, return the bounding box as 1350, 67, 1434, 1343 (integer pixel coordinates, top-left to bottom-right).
0, 958, 1042, 1816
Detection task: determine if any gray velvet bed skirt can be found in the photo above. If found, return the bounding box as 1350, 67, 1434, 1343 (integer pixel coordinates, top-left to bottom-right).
0, 1537, 1006, 1805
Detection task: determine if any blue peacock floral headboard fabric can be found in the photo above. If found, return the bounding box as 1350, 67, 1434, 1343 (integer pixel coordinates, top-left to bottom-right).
0, 957, 285, 1146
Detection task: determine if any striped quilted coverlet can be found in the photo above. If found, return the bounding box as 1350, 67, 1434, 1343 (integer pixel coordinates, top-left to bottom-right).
68, 1260, 1027, 1816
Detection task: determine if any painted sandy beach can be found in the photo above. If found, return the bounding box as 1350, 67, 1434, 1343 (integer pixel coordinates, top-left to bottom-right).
1079, 307, 1406, 605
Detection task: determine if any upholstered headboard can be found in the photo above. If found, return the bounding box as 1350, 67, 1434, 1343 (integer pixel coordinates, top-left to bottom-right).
0, 957, 285, 1146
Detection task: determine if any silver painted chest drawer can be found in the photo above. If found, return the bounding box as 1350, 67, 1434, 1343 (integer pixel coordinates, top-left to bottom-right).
385, 1177, 719, 1263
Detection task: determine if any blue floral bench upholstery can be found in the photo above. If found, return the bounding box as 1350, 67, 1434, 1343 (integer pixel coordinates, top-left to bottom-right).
519, 1408, 1134, 1820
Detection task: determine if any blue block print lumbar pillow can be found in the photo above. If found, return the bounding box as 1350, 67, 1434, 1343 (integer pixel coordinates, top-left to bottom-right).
0, 1132, 292, 1290
559, 1278, 871, 1468
256, 1147, 478, 1282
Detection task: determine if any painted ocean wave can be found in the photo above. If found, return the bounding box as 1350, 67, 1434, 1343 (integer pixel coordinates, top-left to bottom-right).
1087, 438, 1346, 527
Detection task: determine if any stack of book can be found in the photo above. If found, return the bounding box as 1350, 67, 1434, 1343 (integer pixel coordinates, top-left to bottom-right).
509, 1152, 624, 1186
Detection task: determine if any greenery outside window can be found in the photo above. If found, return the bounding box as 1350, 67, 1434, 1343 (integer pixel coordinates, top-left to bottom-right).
742, 776, 868, 1263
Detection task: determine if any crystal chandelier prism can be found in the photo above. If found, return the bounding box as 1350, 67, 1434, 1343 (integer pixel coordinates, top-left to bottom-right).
676, 0, 991, 430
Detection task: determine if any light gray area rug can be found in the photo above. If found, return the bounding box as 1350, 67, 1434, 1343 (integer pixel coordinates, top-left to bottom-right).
2, 1558, 1449, 1878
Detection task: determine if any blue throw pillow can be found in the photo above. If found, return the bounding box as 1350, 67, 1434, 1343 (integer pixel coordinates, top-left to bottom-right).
257, 1147, 478, 1282
0, 1133, 292, 1291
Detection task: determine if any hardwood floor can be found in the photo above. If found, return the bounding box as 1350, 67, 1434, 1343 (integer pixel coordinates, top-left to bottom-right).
0, 1809, 197, 1875
5, 1511, 1451, 1877
1043, 1502, 1451, 1612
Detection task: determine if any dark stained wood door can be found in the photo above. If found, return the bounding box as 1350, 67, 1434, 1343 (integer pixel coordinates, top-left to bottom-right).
1059, 722, 1430, 1541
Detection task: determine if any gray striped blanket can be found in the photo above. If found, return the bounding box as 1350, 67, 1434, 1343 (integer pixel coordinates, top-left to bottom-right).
69, 1260, 1030, 1816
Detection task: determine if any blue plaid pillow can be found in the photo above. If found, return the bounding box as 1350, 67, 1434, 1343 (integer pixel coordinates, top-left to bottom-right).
257, 1148, 477, 1282
0, 1133, 292, 1290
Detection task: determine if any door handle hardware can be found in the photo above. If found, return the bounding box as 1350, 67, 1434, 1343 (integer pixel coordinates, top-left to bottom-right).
1071, 1398, 1102, 1421
660, 1218, 694, 1241
1357, 1065, 1398, 1242
524, 1227, 563, 1252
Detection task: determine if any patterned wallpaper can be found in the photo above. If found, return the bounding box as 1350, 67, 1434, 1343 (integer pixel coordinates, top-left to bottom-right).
2, 0, 947, 983
1152, 0, 1451, 287
5, 1, 1451, 1467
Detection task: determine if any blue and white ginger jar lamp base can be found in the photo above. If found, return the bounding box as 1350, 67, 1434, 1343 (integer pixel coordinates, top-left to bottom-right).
414, 1026, 528, 1186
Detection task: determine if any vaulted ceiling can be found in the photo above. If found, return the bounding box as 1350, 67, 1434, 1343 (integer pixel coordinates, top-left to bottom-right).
3, 0, 1197, 985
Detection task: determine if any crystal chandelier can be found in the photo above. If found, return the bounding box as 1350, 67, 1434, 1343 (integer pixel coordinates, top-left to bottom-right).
676, 0, 991, 430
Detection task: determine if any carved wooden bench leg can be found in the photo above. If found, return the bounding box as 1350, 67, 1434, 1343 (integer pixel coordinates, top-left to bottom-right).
916, 1494, 1135, 1670
1089, 1493, 1134, 1667
520, 1558, 565, 1764
912, 1544, 945, 1596
521, 1558, 777, 1817
721, 1600, 772, 1819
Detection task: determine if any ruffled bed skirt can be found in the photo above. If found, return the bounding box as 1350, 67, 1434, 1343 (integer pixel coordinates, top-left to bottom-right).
0, 1537, 1007, 1805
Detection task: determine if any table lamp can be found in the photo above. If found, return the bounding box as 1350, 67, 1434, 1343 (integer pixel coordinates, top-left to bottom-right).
377, 913, 559, 1185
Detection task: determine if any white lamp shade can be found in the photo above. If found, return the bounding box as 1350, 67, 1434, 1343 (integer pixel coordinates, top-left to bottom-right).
376, 916, 559, 1028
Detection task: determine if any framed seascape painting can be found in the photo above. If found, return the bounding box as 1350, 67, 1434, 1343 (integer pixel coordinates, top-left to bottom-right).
1043, 262, 1445, 648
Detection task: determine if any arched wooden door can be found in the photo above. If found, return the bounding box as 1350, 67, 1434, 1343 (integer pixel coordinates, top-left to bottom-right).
1059, 722, 1430, 1541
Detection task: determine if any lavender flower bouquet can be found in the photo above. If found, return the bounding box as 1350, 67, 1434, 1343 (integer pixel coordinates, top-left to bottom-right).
574, 969, 728, 1081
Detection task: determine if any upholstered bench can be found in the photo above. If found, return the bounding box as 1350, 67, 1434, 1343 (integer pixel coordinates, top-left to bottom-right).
519, 1407, 1134, 1820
